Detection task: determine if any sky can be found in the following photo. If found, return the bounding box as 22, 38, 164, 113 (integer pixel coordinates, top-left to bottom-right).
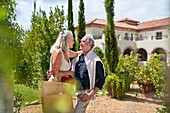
15, 0, 170, 30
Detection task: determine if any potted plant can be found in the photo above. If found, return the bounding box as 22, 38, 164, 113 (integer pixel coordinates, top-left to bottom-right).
104, 73, 130, 99
135, 53, 167, 94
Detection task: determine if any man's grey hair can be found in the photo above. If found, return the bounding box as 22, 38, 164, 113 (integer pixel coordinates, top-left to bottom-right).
84, 35, 95, 48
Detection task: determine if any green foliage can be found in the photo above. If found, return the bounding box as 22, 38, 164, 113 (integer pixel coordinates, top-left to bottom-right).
94, 47, 104, 59
0, 0, 24, 87
135, 53, 167, 84
14, 1, 66, 88
133, 53, 168, 112
116, 51, 140, 82
14, 90, 24, 113
155, 66, 169, 113
102, 58, 109, 76
67, 0, 76, 51
14, 84, 41, 107
104, 0, 118, 73
77, 0, 86, 50
104, 73, 130, 99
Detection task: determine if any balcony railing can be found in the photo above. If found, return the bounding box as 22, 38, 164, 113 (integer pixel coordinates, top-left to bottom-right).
117, 35, 169, 41
135, 36, 148, 41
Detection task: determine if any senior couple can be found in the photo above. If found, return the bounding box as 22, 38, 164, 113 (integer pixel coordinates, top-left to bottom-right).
47, 30, 105, 113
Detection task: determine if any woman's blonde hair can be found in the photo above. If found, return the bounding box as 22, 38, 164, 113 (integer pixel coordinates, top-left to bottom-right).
50, 30, 73, 57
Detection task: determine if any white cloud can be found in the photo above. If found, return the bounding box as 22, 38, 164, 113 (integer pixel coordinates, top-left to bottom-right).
114, 0, 170, 22
15, 0, 170, 30
15, 0, 33, 29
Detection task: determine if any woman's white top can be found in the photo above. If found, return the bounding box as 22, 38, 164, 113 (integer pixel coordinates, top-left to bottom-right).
48, 49, 71, 81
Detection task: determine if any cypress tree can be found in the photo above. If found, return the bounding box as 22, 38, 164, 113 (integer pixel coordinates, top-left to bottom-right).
77, 0, 86, 50
104, 0, 118, 73
67, 0, 76, 50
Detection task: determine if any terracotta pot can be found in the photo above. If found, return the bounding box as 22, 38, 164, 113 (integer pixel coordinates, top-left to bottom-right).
107, 84, 112, 96
142, 83, 156, 94
107, 84, 117, 98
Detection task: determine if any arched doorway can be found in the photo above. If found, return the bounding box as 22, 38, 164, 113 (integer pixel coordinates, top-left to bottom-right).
152, 48, 167, 62
137, 48, 147, 61
123, 48, 132, 56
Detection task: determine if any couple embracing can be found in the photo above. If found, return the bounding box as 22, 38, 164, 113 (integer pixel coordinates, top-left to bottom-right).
45, 30, 105, 113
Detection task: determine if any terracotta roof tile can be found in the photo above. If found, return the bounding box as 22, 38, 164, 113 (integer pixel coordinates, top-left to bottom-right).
75, 17, 170, 30
137, 17, 170, 29
116, 18, 140, 23
85, 18, 138, 29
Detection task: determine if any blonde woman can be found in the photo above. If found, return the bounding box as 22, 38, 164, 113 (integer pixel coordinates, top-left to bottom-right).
48, 30, 81, 83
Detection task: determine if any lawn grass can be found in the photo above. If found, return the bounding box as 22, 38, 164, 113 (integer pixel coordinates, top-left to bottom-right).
14, 83, 106, 107
14, 84, 41, 106
14, 83, 76, 106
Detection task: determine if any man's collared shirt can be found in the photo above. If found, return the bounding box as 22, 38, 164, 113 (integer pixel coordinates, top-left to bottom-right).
74, 53, 105, 90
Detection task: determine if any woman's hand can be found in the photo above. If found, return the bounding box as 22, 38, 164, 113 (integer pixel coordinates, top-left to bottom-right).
69, 50, 82, 58
69, 71, 74, 78
47, 70, 53, 79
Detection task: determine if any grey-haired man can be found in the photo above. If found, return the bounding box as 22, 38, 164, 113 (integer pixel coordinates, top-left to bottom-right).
72, 35, 105, 113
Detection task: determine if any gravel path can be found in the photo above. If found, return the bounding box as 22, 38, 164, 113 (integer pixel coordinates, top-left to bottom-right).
20, 84, 164, 113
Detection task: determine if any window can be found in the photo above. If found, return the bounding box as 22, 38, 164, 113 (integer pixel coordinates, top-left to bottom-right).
156, 32, 162, 40
124, 33, 128, 40
93, 36, 102, 40
130, 33, 133, 41
151, 36, 154, 40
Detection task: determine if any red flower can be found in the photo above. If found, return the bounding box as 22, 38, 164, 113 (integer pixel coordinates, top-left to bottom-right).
139, 58, 141, 60
150, 55, 155, 58
151, 63, 155, 65
139, 54, 142, 56
156, 61, 158, 62
160, 63, 163, 65
137, 70, 140, 73
161, 75, 163, 77
138, 61, 141, 63
161, 54, 165, 57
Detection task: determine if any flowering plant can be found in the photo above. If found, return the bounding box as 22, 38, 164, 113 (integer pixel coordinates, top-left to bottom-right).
135, 53, 167, 84
115, 51, 140, 82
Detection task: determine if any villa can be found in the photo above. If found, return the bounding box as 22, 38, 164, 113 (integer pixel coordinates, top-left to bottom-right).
75, 17, 170, 65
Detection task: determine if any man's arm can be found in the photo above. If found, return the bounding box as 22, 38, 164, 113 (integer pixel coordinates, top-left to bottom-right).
80, 87, 99, 102
80, 61, 105, 102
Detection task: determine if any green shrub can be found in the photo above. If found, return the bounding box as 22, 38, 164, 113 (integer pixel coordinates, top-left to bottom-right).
94, 47, 104, 60
116, 51, 140, 82
135, 53, 167, 85
104, 73, 130, 99
102, 58, 109, 76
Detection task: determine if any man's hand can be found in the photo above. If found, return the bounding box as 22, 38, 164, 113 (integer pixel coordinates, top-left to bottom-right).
47, 70, 53, 79
80, 87, 100, 102
80, 93, 92, 102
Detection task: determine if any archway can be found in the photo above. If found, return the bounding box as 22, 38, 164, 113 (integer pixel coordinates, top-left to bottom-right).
123, 48, 132, 56
152, 48, 167, 62
137, 48, 147, 61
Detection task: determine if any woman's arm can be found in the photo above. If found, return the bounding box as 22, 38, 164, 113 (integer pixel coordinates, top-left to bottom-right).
52, 49, 73, 79
69, 50, 82, 58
